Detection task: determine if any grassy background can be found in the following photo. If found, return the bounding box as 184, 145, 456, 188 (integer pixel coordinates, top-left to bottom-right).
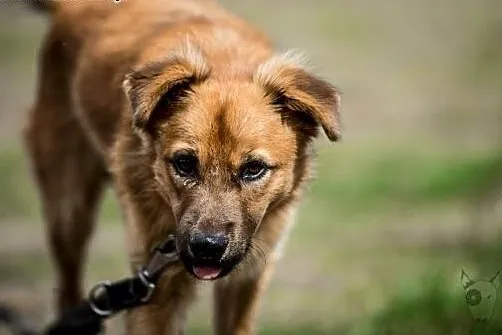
0, 0, 501, 334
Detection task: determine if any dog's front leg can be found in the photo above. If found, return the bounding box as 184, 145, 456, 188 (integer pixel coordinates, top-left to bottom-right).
125, 269, 196, 335
214, 262, 275, 335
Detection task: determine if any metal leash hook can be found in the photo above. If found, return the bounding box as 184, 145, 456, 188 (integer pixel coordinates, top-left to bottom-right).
138, 235, 178, 302
88, 234, 178, 317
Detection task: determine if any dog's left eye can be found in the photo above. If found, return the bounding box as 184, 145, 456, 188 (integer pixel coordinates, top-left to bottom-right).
239, 161, 268, 182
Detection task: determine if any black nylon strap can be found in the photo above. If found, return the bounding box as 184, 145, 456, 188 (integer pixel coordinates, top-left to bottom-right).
45, 304, 102, 335
45, 275, 152, 335
90, 275, 151, 313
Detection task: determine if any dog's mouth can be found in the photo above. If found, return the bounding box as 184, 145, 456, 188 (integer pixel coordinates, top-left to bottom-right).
180, 253, 242, 281
192, 265, 223, 280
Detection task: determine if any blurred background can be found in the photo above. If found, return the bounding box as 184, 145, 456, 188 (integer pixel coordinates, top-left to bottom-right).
0, 0, 501, 334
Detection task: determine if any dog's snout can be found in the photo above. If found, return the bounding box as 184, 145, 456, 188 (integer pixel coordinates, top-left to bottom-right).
189, 232, 228, 261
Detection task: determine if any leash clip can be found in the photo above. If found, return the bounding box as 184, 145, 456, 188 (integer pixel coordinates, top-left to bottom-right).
136, 234, 178, 303
88, 281, 113, 317
137, 267, 156, 303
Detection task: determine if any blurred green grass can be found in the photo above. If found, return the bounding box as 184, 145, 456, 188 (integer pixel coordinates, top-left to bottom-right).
313, 145, 502, 218
0, 149, 38, 219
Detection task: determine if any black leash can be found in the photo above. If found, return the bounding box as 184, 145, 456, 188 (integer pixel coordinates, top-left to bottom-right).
1, 234, 179, 335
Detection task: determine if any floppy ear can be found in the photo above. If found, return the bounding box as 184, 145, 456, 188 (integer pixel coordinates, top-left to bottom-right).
255, 52, 342, 141
490, 271, 500, 290
123, 44, 210, 132
461, 269, 474, 289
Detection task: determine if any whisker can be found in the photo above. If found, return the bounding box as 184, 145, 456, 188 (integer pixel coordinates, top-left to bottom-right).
241, 240, 269, 270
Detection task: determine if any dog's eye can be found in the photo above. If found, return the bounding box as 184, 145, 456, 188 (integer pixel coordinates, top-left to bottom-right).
239, 160, 268, 182
171, 154, 198, 177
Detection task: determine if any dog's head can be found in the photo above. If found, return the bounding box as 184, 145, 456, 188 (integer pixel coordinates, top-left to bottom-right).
123, 45, 341, 280
461, 269, 500, 322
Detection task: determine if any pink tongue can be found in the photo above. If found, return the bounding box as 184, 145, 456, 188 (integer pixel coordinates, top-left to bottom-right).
193, 266, 222, 280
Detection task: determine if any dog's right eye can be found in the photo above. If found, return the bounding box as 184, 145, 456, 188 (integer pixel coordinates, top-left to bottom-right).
171, 154, 198, 178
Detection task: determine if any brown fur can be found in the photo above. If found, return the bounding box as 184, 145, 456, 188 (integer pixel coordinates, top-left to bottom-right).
24, 1, 341, 334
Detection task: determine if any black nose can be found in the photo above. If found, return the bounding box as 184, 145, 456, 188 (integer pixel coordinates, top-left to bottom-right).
189, 233, 228, 261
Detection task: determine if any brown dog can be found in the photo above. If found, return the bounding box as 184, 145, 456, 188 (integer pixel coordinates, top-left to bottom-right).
24, 1, 341, 334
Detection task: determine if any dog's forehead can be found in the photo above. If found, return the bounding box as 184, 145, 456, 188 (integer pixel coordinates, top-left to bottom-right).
471, 280, 497, 293
166, 81, 297, 163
